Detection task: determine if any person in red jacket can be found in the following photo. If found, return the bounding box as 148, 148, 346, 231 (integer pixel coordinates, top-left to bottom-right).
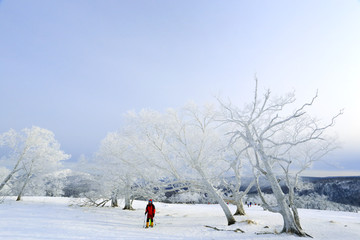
145, 199, 156, 228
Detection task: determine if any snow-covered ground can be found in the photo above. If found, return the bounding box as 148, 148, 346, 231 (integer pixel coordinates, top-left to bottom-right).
0, 197, 359, 240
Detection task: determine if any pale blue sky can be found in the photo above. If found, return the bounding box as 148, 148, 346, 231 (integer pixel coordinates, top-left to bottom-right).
1, 1, 359, 175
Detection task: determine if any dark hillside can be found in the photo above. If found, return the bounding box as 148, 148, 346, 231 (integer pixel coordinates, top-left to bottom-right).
301, 176, 360, 207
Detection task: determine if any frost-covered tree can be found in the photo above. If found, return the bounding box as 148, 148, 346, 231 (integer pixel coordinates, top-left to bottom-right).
0, 167, 12, 198
167, 103, 236, 225
0, 127, 70, 200
43, 170, 71, 197
128, 104, 236, 225
219, 80, 342, 236
0, 129, 26, 192
125, 109, 189, 192
96, 128, 151, 209
221, 139, 255, 216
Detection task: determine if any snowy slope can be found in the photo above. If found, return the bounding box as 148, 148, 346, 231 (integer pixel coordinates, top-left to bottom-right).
0, 197, 359, 240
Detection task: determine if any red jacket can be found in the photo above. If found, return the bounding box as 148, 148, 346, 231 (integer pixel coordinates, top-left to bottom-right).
145, 203, 156, 218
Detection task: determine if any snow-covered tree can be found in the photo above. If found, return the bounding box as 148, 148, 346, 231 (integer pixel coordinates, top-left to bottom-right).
219, 80, 342, 236
127, 104, 237, 225
167, 103, 236, 225
0, 129, 26, 192
124, 109, 193, 202
0, 167, 11, 196
221, 139, 255, 216
43, 169, 71, 197
0, 127, 70, 200
95, 128, 152, 209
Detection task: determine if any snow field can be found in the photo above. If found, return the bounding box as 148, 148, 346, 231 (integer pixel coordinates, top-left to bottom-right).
0, 197, 359, 239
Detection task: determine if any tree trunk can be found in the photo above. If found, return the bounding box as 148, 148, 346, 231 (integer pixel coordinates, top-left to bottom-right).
263, 164, 306, 236
233, 180, 255, 216
123, 196, 133, 210
123, 183, 133, 210
291, 206, 303, 231
0, 147, 28, 192
0, 168, 20, 192
232, 174, 246, 215
213, 187, 236, 225
279, 201, 305, 236
289, 189, 303, 230
16, 175, 31, 201
197, 168, 236, 225
111, 191, 118, 207
16, 158, 35, 201
234, 199, 246, 215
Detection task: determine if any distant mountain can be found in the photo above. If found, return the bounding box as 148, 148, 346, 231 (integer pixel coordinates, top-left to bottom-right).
300, 176, 360, 207
238, 175, 360, 212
